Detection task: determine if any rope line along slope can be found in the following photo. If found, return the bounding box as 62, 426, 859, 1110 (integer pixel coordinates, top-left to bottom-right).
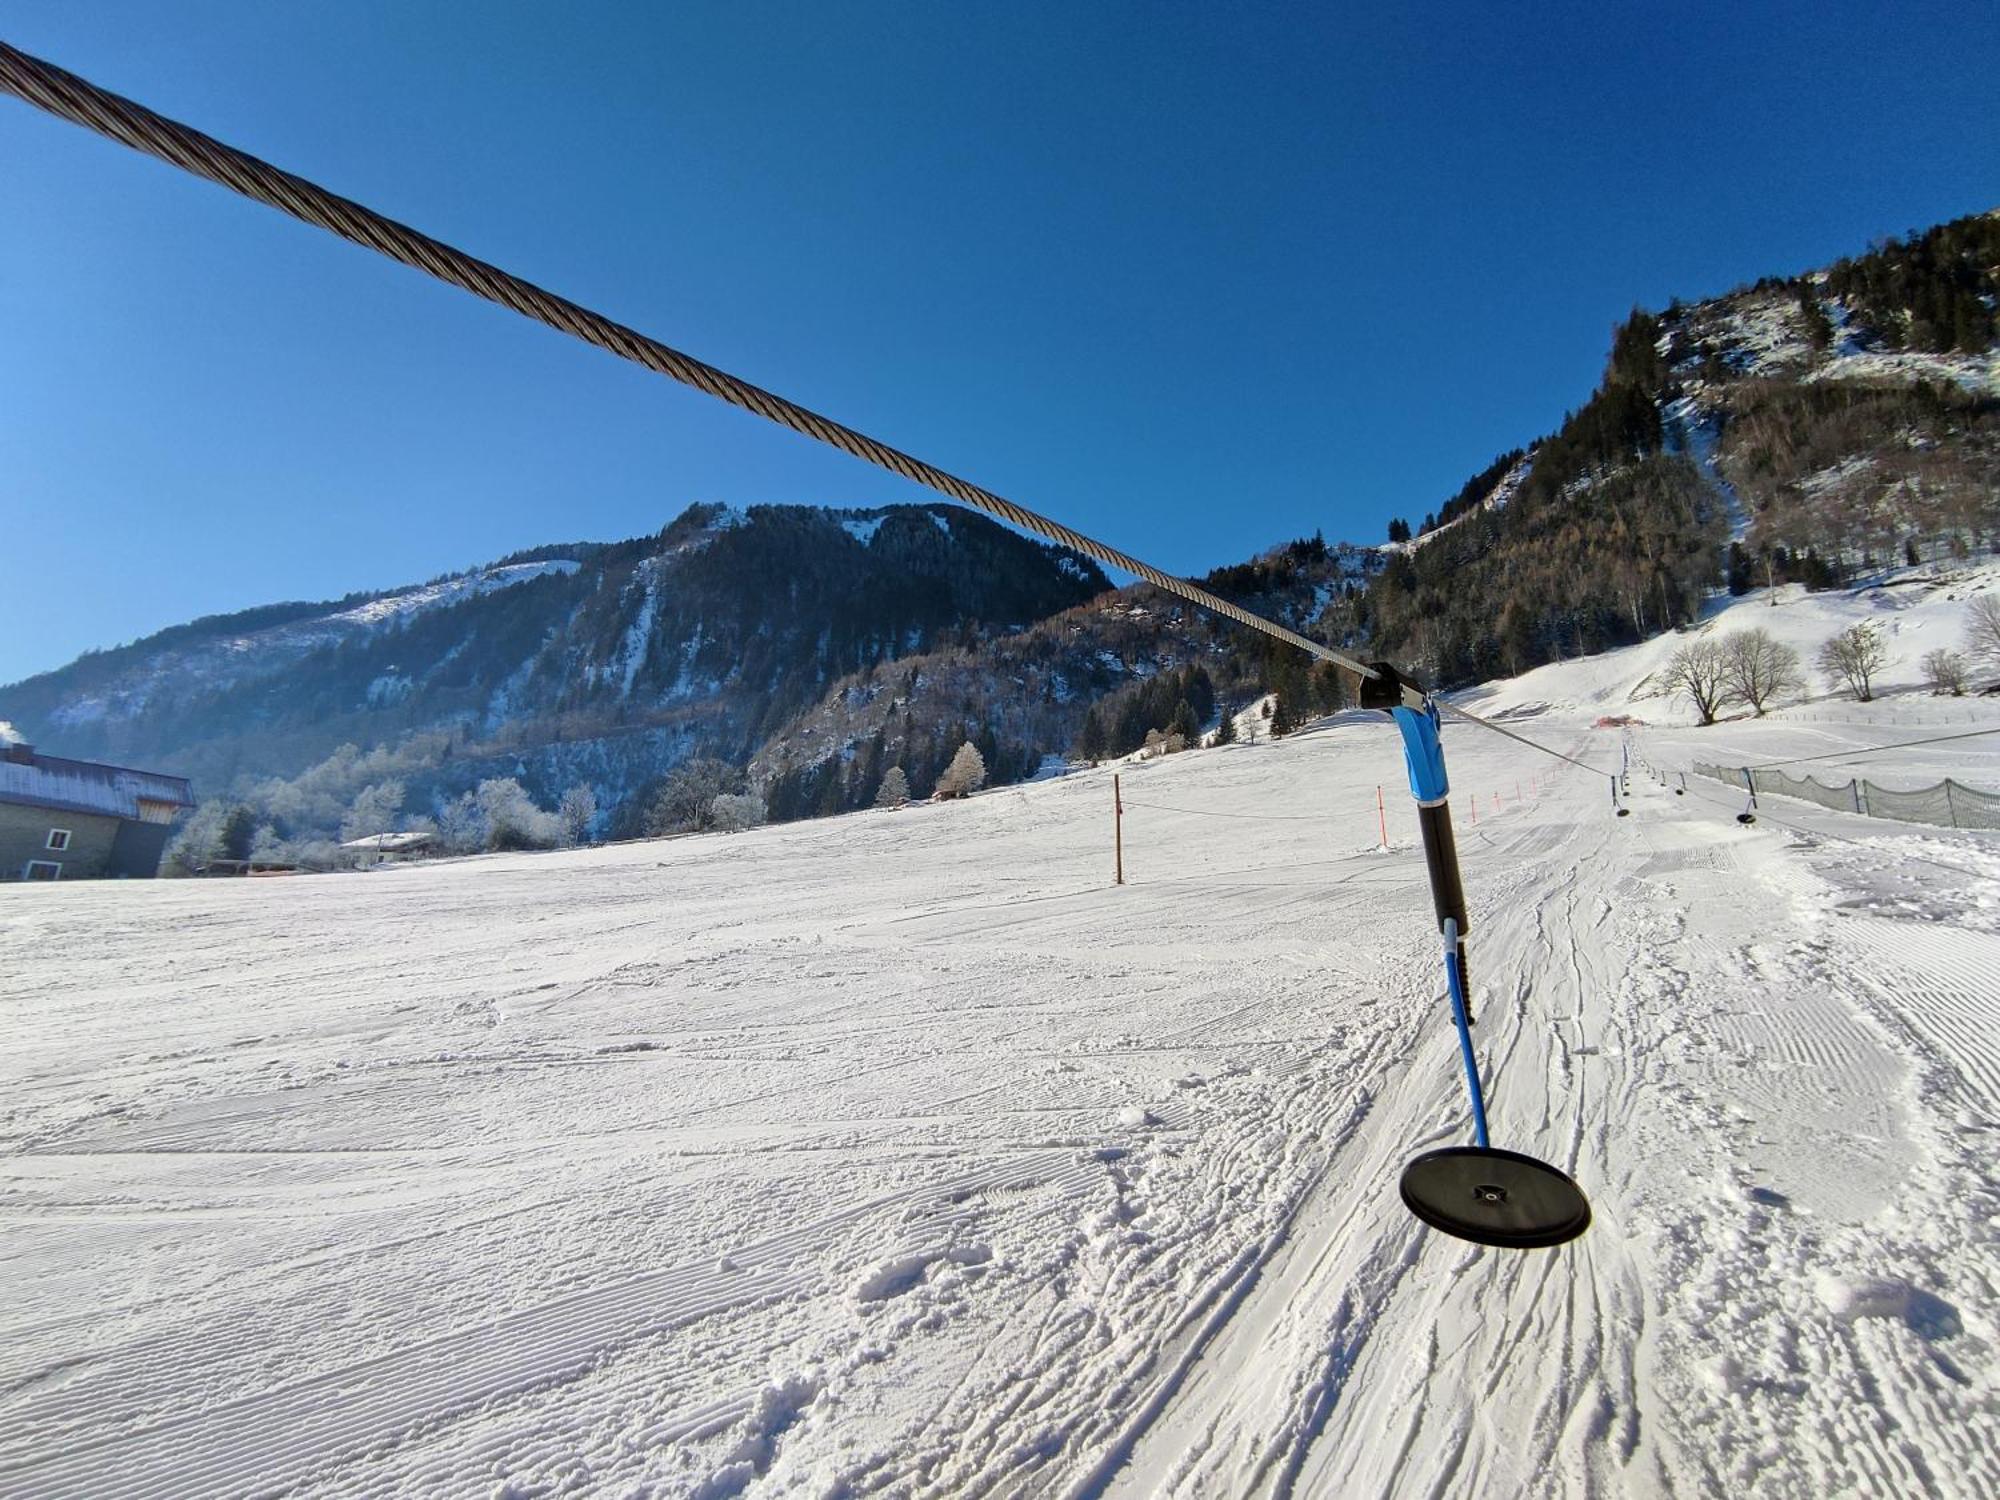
0, 40, 1624, 780
0, 40, 1365, 680
1736, 724, 2000, 772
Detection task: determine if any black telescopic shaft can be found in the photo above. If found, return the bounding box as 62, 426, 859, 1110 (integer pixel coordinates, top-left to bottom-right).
1415, 801, 1471, 995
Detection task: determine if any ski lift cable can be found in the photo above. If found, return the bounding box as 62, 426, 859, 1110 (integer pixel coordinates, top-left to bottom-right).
1119, 799, 1330, 823
1734, 724, 2000, 771
0, 40, 1373, 683
1433, 703, 1612, 779
0, 39, 1594, 1250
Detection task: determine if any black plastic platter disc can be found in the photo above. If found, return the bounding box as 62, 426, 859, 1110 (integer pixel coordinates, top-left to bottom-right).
1400, 1146, 1591, 1248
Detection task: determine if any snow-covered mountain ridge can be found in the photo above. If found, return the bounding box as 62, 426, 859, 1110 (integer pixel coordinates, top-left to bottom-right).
0, 501, 1110, 821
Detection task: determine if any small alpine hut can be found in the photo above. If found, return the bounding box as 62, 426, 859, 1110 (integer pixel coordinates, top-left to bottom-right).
338, 830, 435, 868
0, 740, 195, 881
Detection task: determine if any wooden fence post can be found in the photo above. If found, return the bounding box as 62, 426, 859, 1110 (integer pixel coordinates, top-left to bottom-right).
1114, 773, 1124, 885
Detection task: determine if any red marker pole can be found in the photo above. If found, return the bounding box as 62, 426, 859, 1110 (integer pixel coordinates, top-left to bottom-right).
1377, 784, 1389, 849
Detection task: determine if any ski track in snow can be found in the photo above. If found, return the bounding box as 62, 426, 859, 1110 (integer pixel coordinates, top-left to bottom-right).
4, 639, 1999, 1495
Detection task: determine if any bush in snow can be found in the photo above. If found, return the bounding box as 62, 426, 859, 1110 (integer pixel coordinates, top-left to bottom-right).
476, 778, 566, 851
1922, 648, 1969, 696
934, 742, 986, 799
1817, 623, 1890, 702
433, 779, 565, 853
1718, 629, 1803, 717
875, 766, 911, 808
709, 792, 766, 833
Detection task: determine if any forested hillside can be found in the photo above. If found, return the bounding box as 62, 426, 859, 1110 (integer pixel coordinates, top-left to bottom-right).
749, 536, 1381, 816
1361, 209, 2000, 689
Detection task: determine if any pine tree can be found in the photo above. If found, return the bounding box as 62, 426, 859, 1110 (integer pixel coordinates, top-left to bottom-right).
1268, 696, 1295, 737
1169, 699, 1200, 745
1077, 707, 1107, 764
1797, 281, 1834, 351
875, 765, 911, 808
220, 805, 257, 862
1310, 664, 1346, 714
1211, 703, 1236, 746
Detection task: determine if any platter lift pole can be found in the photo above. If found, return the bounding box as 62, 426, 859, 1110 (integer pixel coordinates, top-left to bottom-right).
1360, 663, 1591, 1249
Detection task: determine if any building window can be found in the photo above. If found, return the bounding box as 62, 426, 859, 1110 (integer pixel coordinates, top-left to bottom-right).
24, 861, 62, 881
46, 829, 71, 851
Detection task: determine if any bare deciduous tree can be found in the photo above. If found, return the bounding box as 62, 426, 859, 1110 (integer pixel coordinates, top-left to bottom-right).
1660, 639, 1732, 725
558, 785, 598, 845
339, 779, 407, 842
1921, 648, 1968, 696
1719, 629, 1804, 716
1965, 596, 2000, 683
436, 792, 483, 854
644, 759, 742, 836
1817, 623, 1889, 702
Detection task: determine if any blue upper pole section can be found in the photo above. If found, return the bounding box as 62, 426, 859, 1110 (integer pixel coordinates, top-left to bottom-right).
1389, 702, 1450, 805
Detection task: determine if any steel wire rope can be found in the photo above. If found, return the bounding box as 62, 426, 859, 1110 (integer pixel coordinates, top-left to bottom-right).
0, 40, 1643, 788
0, 40, 1369, 678
1434, 702, 1612, 778
1118, 798, 1330, 822
1732, 724, 2000, 772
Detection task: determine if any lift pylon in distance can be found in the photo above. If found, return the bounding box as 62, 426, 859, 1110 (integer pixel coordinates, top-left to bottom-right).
1360, 663, 1591, 1250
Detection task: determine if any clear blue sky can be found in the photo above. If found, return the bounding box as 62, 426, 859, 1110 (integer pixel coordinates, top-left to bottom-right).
2, 1, 1995, 685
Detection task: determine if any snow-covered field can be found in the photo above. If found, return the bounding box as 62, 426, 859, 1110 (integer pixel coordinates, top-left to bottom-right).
6, 581, 2000, 1498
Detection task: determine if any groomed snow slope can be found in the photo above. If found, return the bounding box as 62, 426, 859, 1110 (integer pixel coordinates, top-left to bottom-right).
5, 599, 2000, 1497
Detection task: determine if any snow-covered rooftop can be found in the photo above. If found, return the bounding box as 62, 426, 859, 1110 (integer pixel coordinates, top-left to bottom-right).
0, 749, 194, 820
